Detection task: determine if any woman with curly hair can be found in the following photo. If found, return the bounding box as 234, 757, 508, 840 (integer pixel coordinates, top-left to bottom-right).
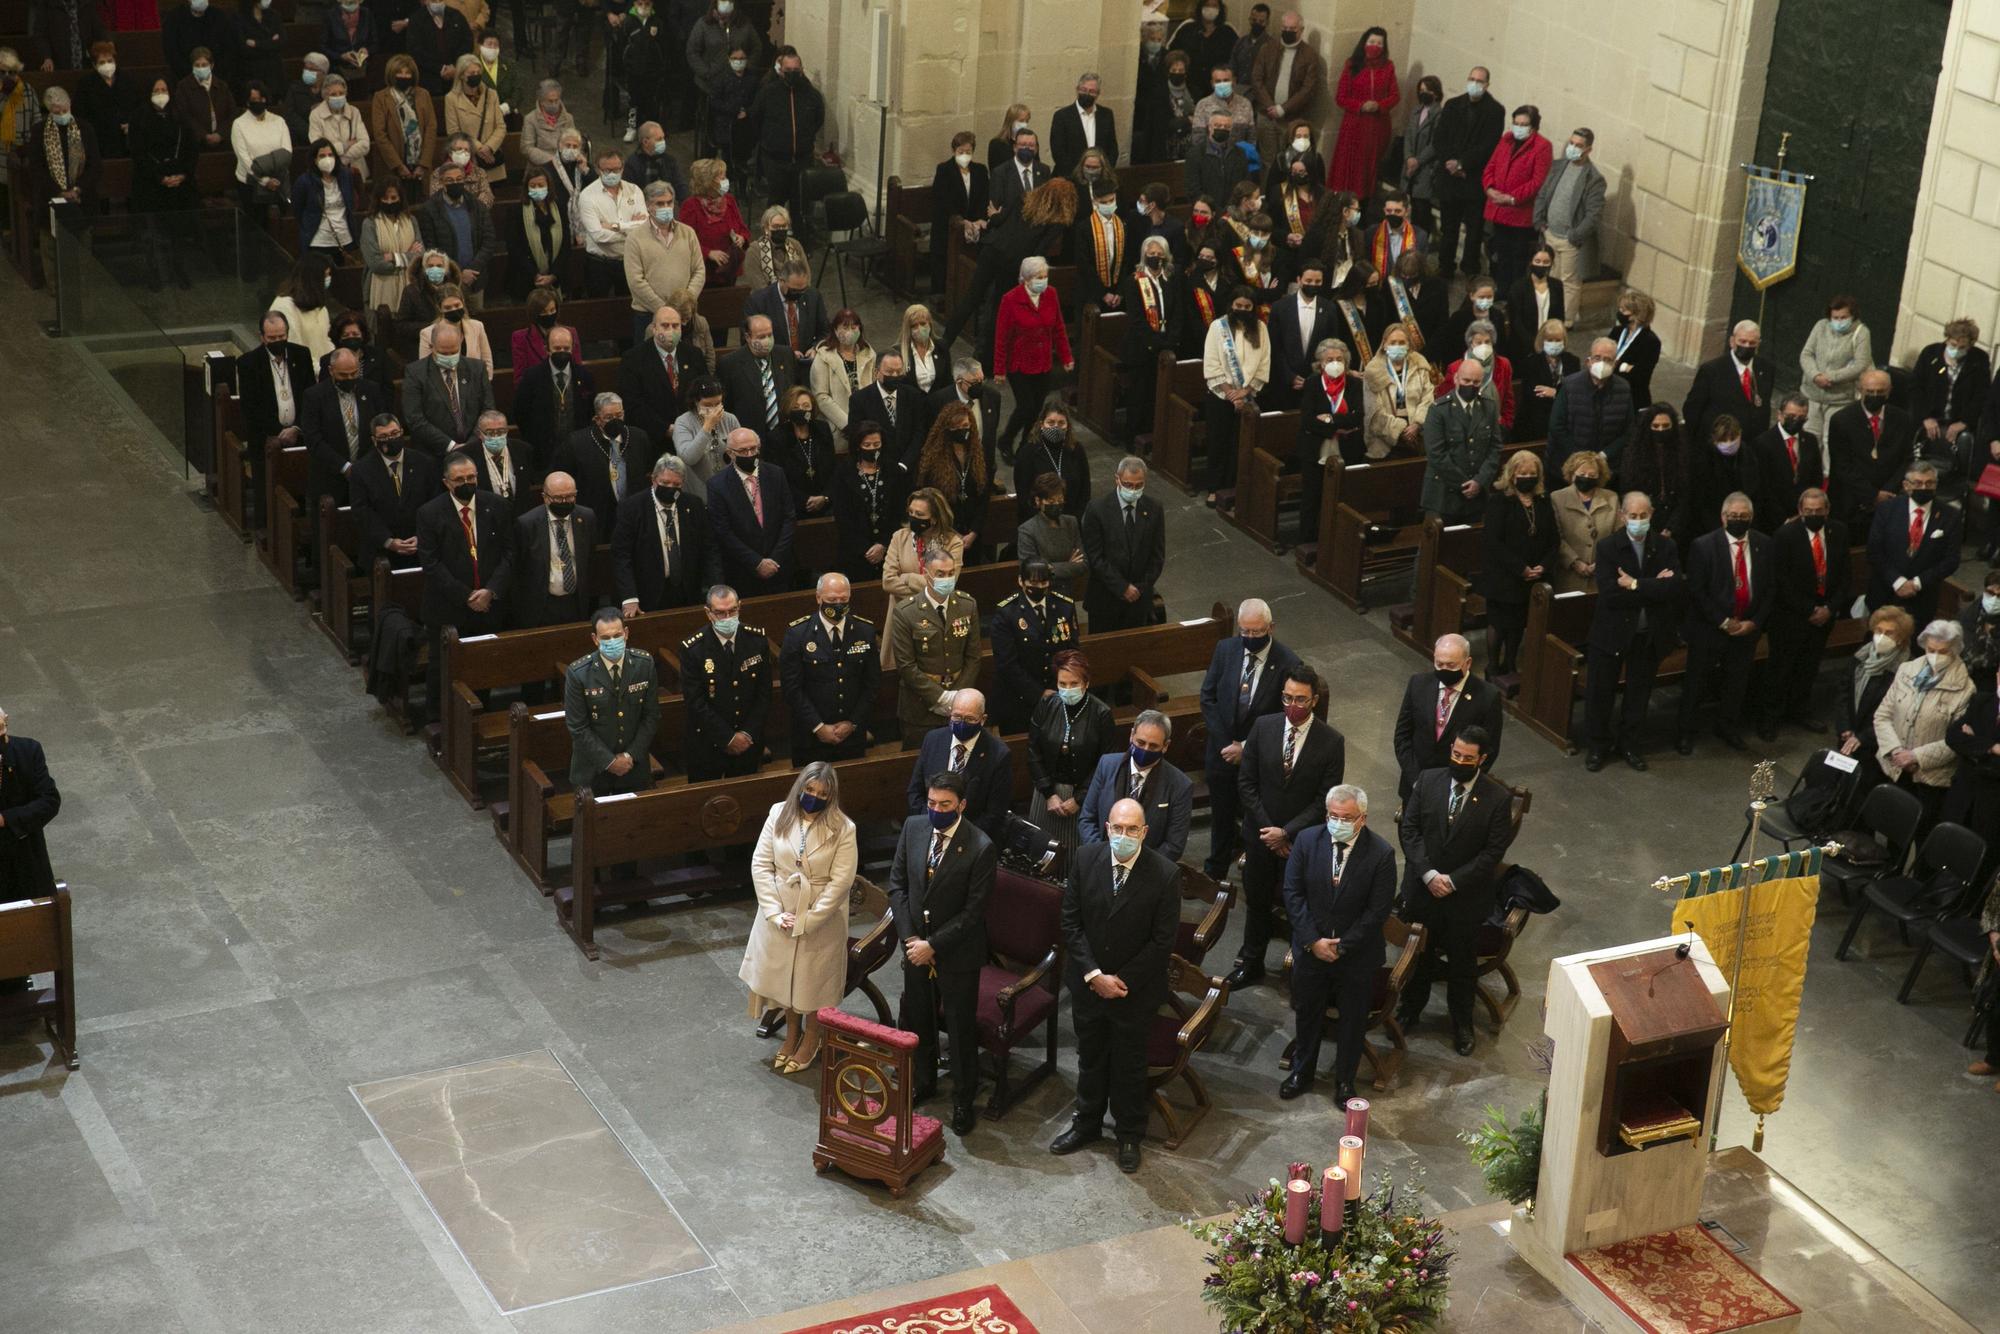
912, 401, 991, 562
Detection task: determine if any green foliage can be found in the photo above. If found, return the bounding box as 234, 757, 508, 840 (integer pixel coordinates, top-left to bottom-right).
1183, 1172, 1452, 1333
1458, 1099, 1544, 1209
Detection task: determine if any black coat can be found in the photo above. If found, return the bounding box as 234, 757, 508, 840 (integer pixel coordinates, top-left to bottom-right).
986, 156, 1052, 226
1183, 139, 1250, 205
300, 377, 392, 510
767, 421, 838, 517
1943, 689, 2000, 831
1010, 438, 1091, 523
1681, 527, 1776, 634
929, 158, 990, 272
1298, 370, 1363, 470
128, 107, 198, 212
846, 380, 924, 466
1432, 91, 1505, 204
1397, 768, 1516, 916
1198, 636, 1302, 765
905, 727, 1015, 843
1865, 496, 1961, 618
1392, 670, 1504, 798
886, 813, 995, 975
1049, 101, 1119, 179
1115, 268, 1187, 370
1026, 693, 1118, 794
1080, 490, 1166, 627
1609, 320, 1662, 410
1748, 425, 1823, 529
512, 503, 598, 628
1076, 751, 1194, 863
416, 489, 515, 634
677, 623, 774, 764
348, 446, 443, 556
1502, 276, 1565, 360
1682, 351, 1776, 443
553, 425, 649, 544
1588, 529, 1683, 654
717, 348, 798, 446
1268, 293, 1339, 403
1238, 713, 1346, 843
706, 463, 797, 593
1913, 342, 1991, 436
1515, 349, 1578, 444
237, 342, 319, 445
511, 359, 596, 455
1062, 841, 1180, 1011
1827, 403, 1915, 524
0, 734, 61, 897
829, 461, 906, 580
1769, 517, 1852, 629
745, 283, 831, 374
617, 339, 707, 447
609, 488, 721, 612
472, 441, 538, 520
748, 74, 825, 162
1678, 444, 1762, 542
1478, 493, 1559, 608
406, 9, 474, 96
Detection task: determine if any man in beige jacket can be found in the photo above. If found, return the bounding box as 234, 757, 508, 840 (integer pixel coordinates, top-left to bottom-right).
1249, 12, 1326, 164
624, 180, 706, 342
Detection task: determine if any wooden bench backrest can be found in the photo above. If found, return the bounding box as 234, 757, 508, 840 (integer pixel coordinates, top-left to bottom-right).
0, 889, 65, 979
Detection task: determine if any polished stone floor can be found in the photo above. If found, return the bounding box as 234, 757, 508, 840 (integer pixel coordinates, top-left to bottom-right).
2, 107, 1997, 1334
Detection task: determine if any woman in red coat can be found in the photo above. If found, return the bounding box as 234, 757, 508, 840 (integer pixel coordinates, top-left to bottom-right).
993, 253, 1075, 460
1480, 105, 1552, 292
683, 157, 749, 287
1326, 27, 1398, 200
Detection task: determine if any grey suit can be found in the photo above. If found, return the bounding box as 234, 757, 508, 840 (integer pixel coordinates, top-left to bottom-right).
400, 355, 495, 454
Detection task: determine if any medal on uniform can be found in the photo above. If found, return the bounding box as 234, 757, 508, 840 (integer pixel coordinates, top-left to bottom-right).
704, 658, 715, 673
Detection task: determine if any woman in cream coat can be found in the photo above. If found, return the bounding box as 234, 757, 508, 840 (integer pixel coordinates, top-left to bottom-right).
879, 486, 963, 670
1362, 320, 1437, 459
738, 763, 859, 1074
1874, 618, 1974, 828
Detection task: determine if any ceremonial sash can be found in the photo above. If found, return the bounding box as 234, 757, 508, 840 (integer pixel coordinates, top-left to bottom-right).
1388, 277, 1424, 353
1371, 218, 1414, 277
1139, 274, 1163, 331
1336, 298, 1373, 364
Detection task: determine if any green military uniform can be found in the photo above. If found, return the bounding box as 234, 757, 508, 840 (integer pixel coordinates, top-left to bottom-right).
565, 647, 661, 791
890, 589, 983, 747
679, 623, 774, 780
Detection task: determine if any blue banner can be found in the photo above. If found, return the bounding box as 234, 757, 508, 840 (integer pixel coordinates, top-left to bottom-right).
1737, 165, 1808, 291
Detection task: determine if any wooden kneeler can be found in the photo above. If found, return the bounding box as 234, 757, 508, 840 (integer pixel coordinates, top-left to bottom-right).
812, 1007, 944, 1198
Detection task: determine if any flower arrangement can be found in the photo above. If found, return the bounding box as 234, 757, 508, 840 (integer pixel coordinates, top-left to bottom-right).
1184, 1172, 1452, 1334
1459, 1098, 1544, 1210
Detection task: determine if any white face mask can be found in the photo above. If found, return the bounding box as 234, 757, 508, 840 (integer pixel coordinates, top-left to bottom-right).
954, 152, 971, 169
1292, 136, 1310, 154
1926, 650, 1950, 672
1469, 343, 1492, 363
96, 61, 116, 77
450, 149, 471, 166
1873, 632, 1898, 657
480, 46, 499, 62
1324, 360, 1344, 378
151, 91, 171, 109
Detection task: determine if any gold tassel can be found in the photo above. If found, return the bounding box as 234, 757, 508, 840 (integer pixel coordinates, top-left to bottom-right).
1753, 1114, 1766, 1152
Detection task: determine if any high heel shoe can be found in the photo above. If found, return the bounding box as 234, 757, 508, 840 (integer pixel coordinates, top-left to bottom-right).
782, 1044, 821, 1075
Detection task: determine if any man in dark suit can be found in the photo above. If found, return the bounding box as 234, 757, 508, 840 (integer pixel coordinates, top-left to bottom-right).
1051, 798, 1180, 1173
1049, 72, 1120, 179
511, 329, 595, 456
904, 689, 1015, 842
300, 348, 387, 516
1134, 184, 1189, 267
1082, 456, 1166, 632
706, 427, 796, 597
563, 609, 661, 793
416, 164, 498, 302
988, 561, 1080, 734
1865, 461, 1961, 629
1078, 709, 1194, 863
1184, 110, 1251, 206
743, 260, 830, 382
1265, 258, 1336, 411
1197, 598, 1300, 880
417, 451, 517, 723
0, 705, 61, 902
1829, 368, 1916, 530
470, 410, 536, 519
887, 770, 997, 1134
553, 395, 648, 542
618, 303, 706, 448
1282, 782, 1396, 1105
1229, 665, 1346, 989
611, 455, 722, 615
513, 472, 596, 632
1748, 393, 1823, 531
238, 312, 318, 526
1431, 67, 1505, 278
1676, 490, 1775, 754
718, 313, 798, 447
400, 326, 493, 455
987, 127, 1052, 227
1397, 727, 1517, 1055
781, 572, 882, 763
1759, 488, 1850, 740
929, 134, 990, 300
676, 584, 773, 781
922, 359, 1002, 475
848, 351, 923, 468
1392, 633, 1503, 799
348, 415, 442, 563
1682, 319, 1776, 443
1583, 491, 1684, 771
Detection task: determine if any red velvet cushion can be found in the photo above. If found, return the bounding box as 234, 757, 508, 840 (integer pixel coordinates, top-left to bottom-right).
826, 1111, 943, 1155
1145, 1014, 1181, 1068
973, 965, 1058, 1047
817, 1006, 918, 1049
1174, 920, 1201, 960
987, 869, 1062, 962
1472, 923, 1505, 958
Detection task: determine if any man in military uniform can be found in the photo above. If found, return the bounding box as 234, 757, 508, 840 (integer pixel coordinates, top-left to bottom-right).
679, 584, 774, 781
988, 558, 1079, 734
565, 609, 661, 795
891, 549, 984, 748
781, 572, 882, 764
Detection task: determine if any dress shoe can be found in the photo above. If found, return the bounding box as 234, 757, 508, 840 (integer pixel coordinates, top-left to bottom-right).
1049, 1124, 1103, 1155
1621, 747, 1649, 772
755, 1008, 784, 1039
1279, 1070, 1315, 1100
1223, 962, 1265, 990
1333, 1081, 1358, 1109
1674, 733, 1695, 756
951, 1103, 978, 1135
1715, 726, 1747, 751
1117, 1138, 1143, 1173
1452, 1028, 1476, 1057
1584, 748, 1605, 772
1395, 999, 1423, 1030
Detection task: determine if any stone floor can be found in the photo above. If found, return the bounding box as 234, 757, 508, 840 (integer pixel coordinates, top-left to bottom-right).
2, 68, 1997, 1334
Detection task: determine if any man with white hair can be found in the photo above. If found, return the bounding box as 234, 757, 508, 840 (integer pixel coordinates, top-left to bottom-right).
704, 426, 795, 597
1392, 633, 1504, 799
1198, 596, 1300, 880
1547, 336, 1636, 474
1082, 456, 1166, 633
1675, 490, 1773, 755
611, 453, 720, 615
782, 572, 883, 763
1281, 782, 1395, 1105
469, 409, 532, 517
1682, 318, 1775, 443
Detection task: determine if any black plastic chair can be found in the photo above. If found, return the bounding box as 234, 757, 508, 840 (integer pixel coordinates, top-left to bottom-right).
800, 164, 848, 238
1729, 749, 1862, 862
1897, 910, 1993, 1003
1818, 783, 1924, 906
814, 191, 889, 306
1835, 822, 1986, 961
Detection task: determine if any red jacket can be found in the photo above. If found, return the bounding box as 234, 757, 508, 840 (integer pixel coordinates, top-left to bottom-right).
994, 283, 1073, 378
1481, 133, 1551, 228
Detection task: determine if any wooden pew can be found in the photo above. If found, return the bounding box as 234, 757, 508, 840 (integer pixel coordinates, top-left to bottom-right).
1227, 409, 1301, 551
215, 429, 253, 543
261, 442, 311, 598
1112, 160, 1186, 204
1073, 306, 1128, 442
1150, 355, 1207, 493
314, 499, 368, 662
0, 882, 77, 1070
372, 559, 427, 731
883, 174, 935, 297
559, 695, 1208, 958
1302, 441, 1543, 612
1392, 517, 1486, 655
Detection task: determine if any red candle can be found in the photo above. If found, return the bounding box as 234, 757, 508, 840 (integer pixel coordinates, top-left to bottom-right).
1283, 1178, 1312, 1244
1288, 1161, 1313, 1183
1321, 1166, 1346, 1234
1344, 1097, 1370, 1141
1338, 1135, 1365, 1200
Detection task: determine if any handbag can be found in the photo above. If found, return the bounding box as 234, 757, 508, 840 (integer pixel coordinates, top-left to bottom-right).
1827, 828, 1890, 868
1975, 464, 2000, 501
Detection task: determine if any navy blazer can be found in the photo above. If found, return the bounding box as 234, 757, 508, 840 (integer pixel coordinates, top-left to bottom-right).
1397, 768, 1516, 917
705, 463, 797, 585
292, 163, 359, 250
1197, 636, 1302, 764
1282, 822, 1395, 965
905, 726, 1015, 843
1076, 752, 1194, 863
1682, 527, 1776, 633
1866, 496, 1962, 611
885, 813, 995, 974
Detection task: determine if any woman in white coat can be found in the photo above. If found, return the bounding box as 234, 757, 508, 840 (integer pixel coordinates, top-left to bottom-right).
739, 762, 859, 1073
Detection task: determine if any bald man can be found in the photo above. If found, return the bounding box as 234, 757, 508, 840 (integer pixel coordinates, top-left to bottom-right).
402, 322, 495, 454
514, 469, 598, 633
906, 688, 1015, 842
1055, 796, 1181, 1173
705, 426, 797, 597
1683, 318, 1775, 443
1392, 633, 1504, 799
511, 325, 597, 456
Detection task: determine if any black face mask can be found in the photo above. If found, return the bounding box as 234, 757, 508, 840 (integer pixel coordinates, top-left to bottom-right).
1782, 415, 1806, 434
1144, 254, 1164, 271
1515, 474, 1539, 494
394, 76, 414, 92
1456, 385, 1480, 404
1240, 633, 1270, 654
1529, 265, 1551, 279
947, 427, 972, 444
600, 419, 625, 438
1210, 128, 1230, 144
1169, 72, 1186, 86
653, 484, 679, 506
1651, 426, 1676, 439
770, 228, 789, 248
334, 377, 358, 394
1193, 257, 1215, 272
1418, 90, 1437, 104
1732, 344, 1756, 364
248, 102, 267, 117
535, 313, 557, 330
733, 453, 757, 473
787, 408, 812, 425
1724, 518, 1751, 538
547, 500, 576, 518
379, 199, 403, 215
1801, 514, 1825, 532
857, 448, 880, 465
1574, 474, 1598, 493
1448, 759, 1480, 783
548, 351, 572, 370
1076, 93, 1096, 110
1436, 666, 1466, 687
443, 308, 465, 323
1022, 584, 1050, 602
1863, 394, 1888, 412
1281, 30, 1300, 45
784, 287, 806, 303
1297, 284, 1323, 301
821, 602, 848, 622
1040, 425, 1066, 445
907, 515, 930, 534
378, 437, 404, 458
452, 481, 478, 502
1909, 488, 1936, 506
339, 336, 365, 351
1230, 309, 1253, 325
445, 184, 466, 202
1040, 503, 1063, 522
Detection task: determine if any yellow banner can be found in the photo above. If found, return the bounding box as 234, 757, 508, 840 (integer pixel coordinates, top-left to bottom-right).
1672, 875, 1819, 1116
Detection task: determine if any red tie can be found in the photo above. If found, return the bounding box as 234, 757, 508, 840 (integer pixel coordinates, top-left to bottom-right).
746, 469, 764, 525
787, 301, 800, 351
1908, 504, 1924, 556
1435, 686, 1453, 739
1740, 365, 1753, 401
1811, 530, 1826, 596
1869, 413, 1881, 443
1784, 433, 1797, 474
1731, 538, 1749, 617
459, 503, 480, 589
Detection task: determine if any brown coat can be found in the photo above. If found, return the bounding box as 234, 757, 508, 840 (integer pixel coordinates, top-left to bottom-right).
443, 84, 507, 182
737, 803, 858, 1013
1551, 483, 1618, 593
368, 87, 438, 182
1250, 36, 1327, 122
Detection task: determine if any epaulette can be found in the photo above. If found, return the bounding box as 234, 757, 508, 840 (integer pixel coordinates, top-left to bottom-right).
627, 646, 653, 660
849, 613, 875, 627
742, 624, 766, 637
568, 653, 595, 670
789, 613, 812, 627
997, 591, 1021, 606
681, 631, 704, 648
1050, 591, 1076, 604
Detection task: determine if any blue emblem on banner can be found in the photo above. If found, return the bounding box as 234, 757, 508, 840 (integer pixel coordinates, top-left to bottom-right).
1737, 165, 1808, 291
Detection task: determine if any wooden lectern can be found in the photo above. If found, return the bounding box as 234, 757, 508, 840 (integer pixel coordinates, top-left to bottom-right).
1513, 936, 1800, 1334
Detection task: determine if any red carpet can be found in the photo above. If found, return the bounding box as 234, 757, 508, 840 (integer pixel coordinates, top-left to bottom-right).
780, 1283, 1039, 1334
1568, 1224, 1801, 1333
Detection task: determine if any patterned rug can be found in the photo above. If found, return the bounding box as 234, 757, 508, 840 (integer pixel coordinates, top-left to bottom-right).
780, 1284, 1039, 1334
1568, 1224, 1801, 1334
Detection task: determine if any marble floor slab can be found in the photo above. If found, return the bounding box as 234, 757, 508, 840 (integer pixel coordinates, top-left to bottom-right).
353, 1050, 711, 1313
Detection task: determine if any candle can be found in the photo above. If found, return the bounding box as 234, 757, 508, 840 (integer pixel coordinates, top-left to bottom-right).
1338, 1135, 1365, 1200
1320, 1166, 1346, 1238
1283, 1178, 1312, 1244
1344, 1097, 1370, 1141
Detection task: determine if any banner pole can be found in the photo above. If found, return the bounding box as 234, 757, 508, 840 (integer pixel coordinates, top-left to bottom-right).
1714, 762, 1776, 1149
